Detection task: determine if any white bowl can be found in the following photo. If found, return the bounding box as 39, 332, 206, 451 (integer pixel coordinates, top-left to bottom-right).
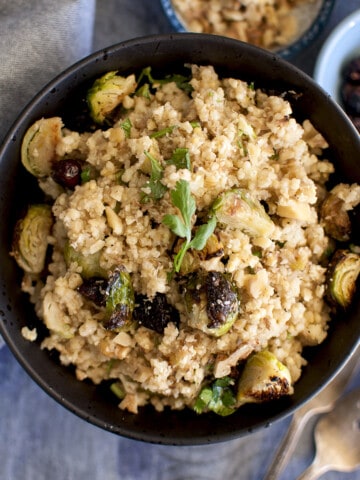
314, 9, 360, 105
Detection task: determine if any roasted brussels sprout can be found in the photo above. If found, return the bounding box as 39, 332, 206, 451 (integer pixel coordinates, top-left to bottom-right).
326, 249, 360, 308
12, 204, 53, 274
104, 266, 135, 331
133, 292, 180, 334
63, 242, 107, 279
236, 350, 292, 406
87, 71, 137, 124
194, 376, 237, 416
320, 193, 352, 242
183, 270, 239, 337
212, 189, 274, 237
21, 117, 63, 177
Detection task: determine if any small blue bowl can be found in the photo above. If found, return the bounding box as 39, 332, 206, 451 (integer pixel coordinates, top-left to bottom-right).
314, 9, 360, 105
159, 0, 336, 59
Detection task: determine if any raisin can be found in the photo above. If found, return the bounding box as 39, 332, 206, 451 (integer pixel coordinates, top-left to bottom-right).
77, 277, 107, 306
133, 293, 180, 334
52, 159, 82, 189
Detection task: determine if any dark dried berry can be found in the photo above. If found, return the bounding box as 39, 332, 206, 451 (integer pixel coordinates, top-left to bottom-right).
77, 277, 107, 306
133, 293, 180, 334
52, 159, 82, 189
343, 58, 360, 84
341, 83, 360, 116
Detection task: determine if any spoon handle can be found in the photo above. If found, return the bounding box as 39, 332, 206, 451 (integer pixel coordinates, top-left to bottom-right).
295, 461, 329, 480
264, 346, 360, 480
263, 407, 316, 480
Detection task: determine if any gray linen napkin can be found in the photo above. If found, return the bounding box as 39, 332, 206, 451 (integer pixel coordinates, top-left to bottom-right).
0, 0, 96, 349
0, 0, 96, 143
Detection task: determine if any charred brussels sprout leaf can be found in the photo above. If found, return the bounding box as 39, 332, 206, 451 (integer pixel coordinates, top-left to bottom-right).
320, 193, 352, 242
104, 267, 135, 331
64, 242, 107, 279
21, 117, 63, 177
133, 293, 180, 334
183, 270, 239, 337
87, 71, 137, 124
194, 376, 237, 416
12, 204, 53, 274
326, 249, 360, 308
236, 350, 292, 406
212, 188, 274, 237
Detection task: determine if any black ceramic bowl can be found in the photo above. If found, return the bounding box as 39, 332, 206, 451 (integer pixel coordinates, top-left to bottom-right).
1, 34, 360, 445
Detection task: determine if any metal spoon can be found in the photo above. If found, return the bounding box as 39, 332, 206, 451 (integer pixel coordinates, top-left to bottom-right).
295, 387, 360, 480
264, 346, 360, 479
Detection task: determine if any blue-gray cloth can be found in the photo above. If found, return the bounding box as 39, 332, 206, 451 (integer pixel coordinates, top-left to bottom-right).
1, 1, 360, 479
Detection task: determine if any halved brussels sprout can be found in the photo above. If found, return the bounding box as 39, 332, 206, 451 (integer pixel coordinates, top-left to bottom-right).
63, 242, 107, 279
104, 266, 135, 332
212, 189, 274, 237
320, 193, 352, 242
183, 270, 239, 337
87, 71, 137, 124
237, 350, 292, 406
12, 204, 53, 274
327, 249, 360, 308
21, 117, 63, 177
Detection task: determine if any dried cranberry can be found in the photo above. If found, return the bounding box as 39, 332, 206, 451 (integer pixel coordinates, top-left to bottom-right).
133, 293, 180, 334
343, 58, 360, 84
77, 277, 107, 306
341, 83, 360, 116
52, 159, 82, 189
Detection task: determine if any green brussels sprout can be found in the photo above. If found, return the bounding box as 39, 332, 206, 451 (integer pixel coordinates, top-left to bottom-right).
212, 189, 274, 237
87, 71, 137, 124
320, 193, 352, 242
21, 117, 63, 177
183, 270, 239, 337
326, 249, 360, 308
193, 376, 237, 416
104, 266, 135, 332
12, 204, 53, 274
63, 241, 107, 279
237, 350, 292, 406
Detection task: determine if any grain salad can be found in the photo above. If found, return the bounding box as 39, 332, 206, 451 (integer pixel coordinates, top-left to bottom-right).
12, 64, 360, 415
170, 0, 319, 50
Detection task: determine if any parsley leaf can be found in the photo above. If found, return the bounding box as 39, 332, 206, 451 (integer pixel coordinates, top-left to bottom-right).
162, 180, 216, 273
141, 151, 168, 203
137, 66, 193, 95
120, 118, 132, 138
167, 147, 191, 170
194, 377, 236, 416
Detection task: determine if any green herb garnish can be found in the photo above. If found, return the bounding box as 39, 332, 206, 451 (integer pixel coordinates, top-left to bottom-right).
137, 66, 193, 95
162, 180, 216, 273
150, 126, 176, 139
166, 147, 191, 170
120, 118, 132, 138
141, 151, 168, 203
194, 377, 236, 416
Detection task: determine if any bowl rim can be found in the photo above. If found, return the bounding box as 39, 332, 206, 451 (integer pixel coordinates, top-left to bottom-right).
313, 8, 360, 99
1, 32, 360, 445
159, 0, 336, 59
